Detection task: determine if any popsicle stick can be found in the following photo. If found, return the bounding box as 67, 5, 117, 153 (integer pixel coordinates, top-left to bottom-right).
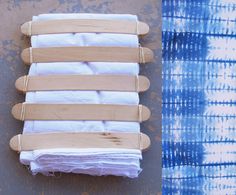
21, 47, 154, 64
9, 132, 151, 152
11, 103, 151, 122
21, 19, 149, 36
15, 75, 150, 93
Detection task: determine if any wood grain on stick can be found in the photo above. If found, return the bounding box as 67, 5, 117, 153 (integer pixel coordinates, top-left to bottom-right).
9, 132, 151, 152
15, 75, 150, 93
21, 19, 149, 36
12, 103, 151, 122
21, 47, 154, 64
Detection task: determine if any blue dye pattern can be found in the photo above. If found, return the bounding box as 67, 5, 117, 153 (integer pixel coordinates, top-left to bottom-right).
162, 0, 236, 194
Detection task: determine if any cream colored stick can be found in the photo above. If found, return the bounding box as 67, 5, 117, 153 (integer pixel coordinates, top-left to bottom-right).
12, 103, 151, 122
21, 19, 149, 36
15, 75, 150, 93
9, 132, 151, 152
21, 47, 154, 64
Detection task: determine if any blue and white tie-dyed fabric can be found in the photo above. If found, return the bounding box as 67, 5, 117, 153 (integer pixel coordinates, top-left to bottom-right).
162, 0, 236, 194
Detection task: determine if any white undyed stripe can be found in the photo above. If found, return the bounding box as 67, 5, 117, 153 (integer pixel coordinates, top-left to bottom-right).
203, 143, 236, 164
204, 104, 236, 116
210, 0, 236, 4
205, 91, 236, 102
207, 37, 236, 61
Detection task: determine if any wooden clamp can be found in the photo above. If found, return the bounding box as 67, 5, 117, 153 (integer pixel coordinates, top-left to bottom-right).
15, 75, 150, 93
9, 132, 151, 152
21, 47, 154, 64
21, 19, 149, 36
12, 103, 151, 122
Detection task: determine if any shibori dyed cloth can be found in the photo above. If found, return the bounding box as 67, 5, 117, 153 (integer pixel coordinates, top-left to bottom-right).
162, 0, 236, 194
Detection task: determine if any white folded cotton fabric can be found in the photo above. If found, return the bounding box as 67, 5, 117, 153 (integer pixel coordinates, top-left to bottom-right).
20, 13, 142, 177
21, 148, 142, 177
31, 33, 138, 48
29, 62, 139, 75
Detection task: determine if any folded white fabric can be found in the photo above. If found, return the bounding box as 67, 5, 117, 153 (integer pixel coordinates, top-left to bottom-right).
20, 13, 142, 177
29, 62, 139, 75
32, 33, 138, 48
25, 91, 139, 105
21, 149, 142, 177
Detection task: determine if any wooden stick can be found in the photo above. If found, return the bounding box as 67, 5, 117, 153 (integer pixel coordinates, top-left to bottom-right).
11, 103, 151, 122
21, 47, 154, 64
21, 19, 149, 36
9, 132, 151, 152
15, 75, 150, 93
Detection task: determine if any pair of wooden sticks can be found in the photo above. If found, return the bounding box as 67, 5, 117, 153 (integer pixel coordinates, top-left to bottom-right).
21, 19, 153, 64
10, 18, 153, 153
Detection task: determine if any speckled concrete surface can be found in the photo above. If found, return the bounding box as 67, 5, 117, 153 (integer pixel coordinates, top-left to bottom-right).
0, 1, 161, 194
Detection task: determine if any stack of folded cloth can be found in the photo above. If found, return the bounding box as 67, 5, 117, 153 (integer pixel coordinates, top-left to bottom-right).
20, 14, 143, 177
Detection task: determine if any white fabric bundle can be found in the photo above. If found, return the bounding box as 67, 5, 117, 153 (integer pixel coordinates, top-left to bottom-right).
20, 14, 142, 177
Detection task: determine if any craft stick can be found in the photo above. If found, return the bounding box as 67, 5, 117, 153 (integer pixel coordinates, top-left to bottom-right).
11, 103, 151, 122
21, 47, 154, 64
21, 19, 149, 36
9, 132, 151, 152
15, 75, 150, 93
